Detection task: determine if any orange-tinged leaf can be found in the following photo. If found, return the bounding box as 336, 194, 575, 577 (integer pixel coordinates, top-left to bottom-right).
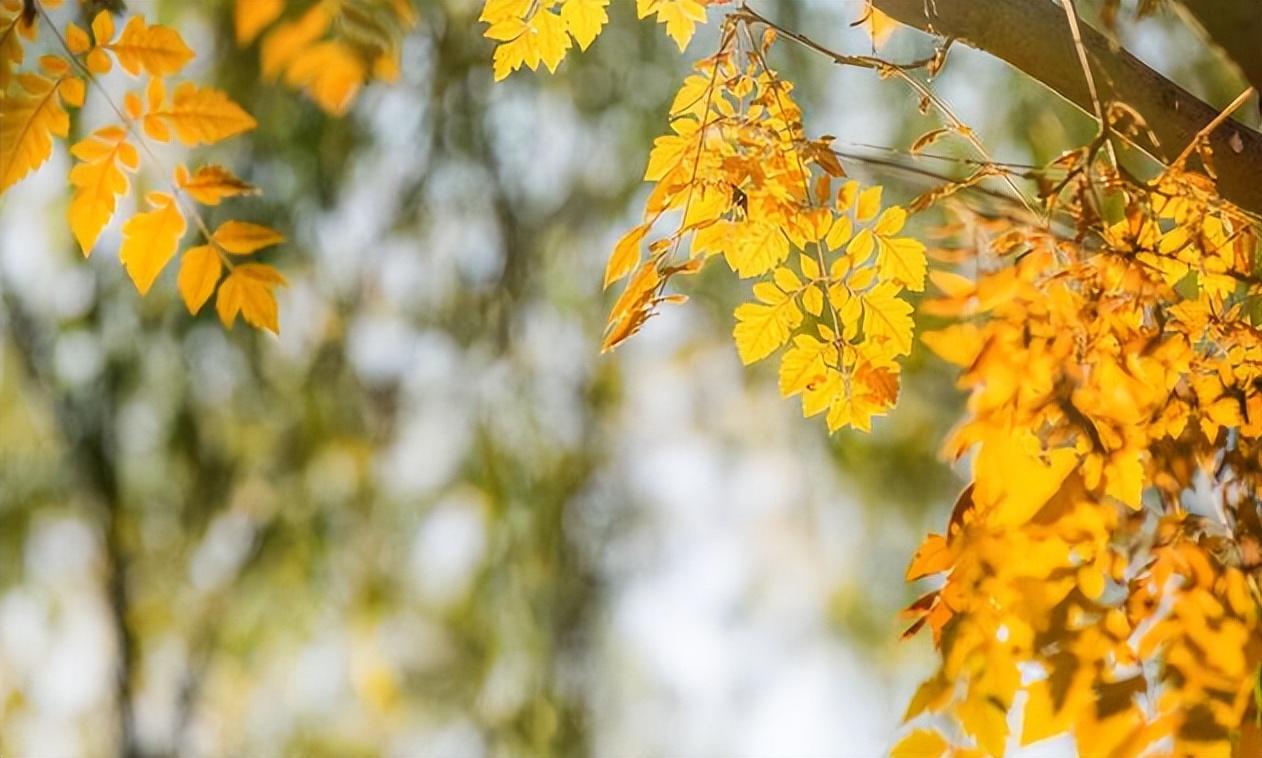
176, 164, 258, 205
106, 16, 194, 76
906, 534, 953, 580
177, 245, 221, 314
605, 224, 648, 288
0, 73, 71, 192
211, 221, 284, 254
120, 193, 186, 295
216, 263, 285, 333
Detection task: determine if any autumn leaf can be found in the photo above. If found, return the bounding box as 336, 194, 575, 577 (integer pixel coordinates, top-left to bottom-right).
177, 245, 222, 314
561, 0, 609, 50
120, 193, 187, 295
733, 282, 802, 365
211, 221, 285, 255
176, 164, 258, 206
216, 263, 286, 333
106, 16, 194, 76
0, 72, 71, 193
235, 0, 284, 45
68, 125, 138, 255
146, 81, 257, 146
861, 281, 914, 357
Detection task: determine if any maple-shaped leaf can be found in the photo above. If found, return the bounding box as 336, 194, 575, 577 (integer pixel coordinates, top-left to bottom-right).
0, 72, 71, 193
176, 164, 258, 206
145, 80, 256, 146
216, 263, 286, 333
68, 125, 138, 255
177, 245, 222, 314
106, 16, 194, 76
120, 192, 186, 294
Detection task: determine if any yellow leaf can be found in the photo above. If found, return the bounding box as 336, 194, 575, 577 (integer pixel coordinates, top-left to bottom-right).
177, 245, 221, 314
855, 185, 882, 222
148, 82, 257, 146
561, 0, 609, 50
68, 127, 134, 255
825, 215, 853, 251
217, 263, 285, 333
890, 729, 947, 758
91, 10, 114, 45
235, 0, 284, 45
106, 16, 194, 76
779, 334, 829, 398
176, 164, 258, 205
859, 5, 900, 49
725, 221, 790, 278
878, 236, 927, 291
260, 5, 331, 78
0, 73, 71, 193
905, 534, 953, 580
66, 22, 90, 54
120, 193, 186, 295
733, 290, 802, 365
211, 221, 284, 255
282, 41, 365, 116
861, 281, 914, 356
921, 323, 983, 366
638, 0, 707, 51
605, 224, 648, 288
873, 206, 907, 236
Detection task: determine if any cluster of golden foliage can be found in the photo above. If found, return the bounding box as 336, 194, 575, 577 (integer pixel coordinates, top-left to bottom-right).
896, 153, 1262, 754
1, 0, 283, 330
486, 1, 1262, 755
234, 0, 416, 115
1, 0, 414, 333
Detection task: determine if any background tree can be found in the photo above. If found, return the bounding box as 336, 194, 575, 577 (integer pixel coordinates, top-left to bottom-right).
4, 0, 1262, 756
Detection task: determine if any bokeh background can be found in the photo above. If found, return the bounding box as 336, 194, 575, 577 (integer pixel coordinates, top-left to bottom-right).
0, 1, 1256, 755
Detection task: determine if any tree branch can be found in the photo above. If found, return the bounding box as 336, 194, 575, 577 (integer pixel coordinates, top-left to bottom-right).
873, 0, 1262, 215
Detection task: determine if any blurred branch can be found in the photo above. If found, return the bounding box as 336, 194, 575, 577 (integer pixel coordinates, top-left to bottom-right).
873, 0, 1262, 215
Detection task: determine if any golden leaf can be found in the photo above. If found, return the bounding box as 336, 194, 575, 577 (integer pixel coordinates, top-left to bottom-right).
176, 164, 258, 206
0, 73, 71, 193
106, 16, 194, 76
68, 126, 137, 255
216, 263, 286, 333
177, 245, 222, 314
120, 193, 186, 295
144, 80, 256, 146
211, 221, 285, 255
